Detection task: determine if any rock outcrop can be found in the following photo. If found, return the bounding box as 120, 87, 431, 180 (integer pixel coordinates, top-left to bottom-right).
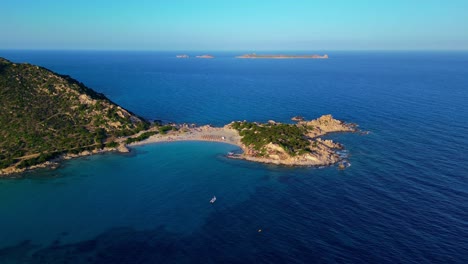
299, 114, 355, 138
231, 115, 356, 167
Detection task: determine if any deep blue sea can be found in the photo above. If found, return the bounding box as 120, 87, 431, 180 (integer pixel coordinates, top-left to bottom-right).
1, 51, 467, 263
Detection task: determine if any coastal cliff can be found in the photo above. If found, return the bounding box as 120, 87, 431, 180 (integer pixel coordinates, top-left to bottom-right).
227, 115, 355, 166
0, 58, 149, 175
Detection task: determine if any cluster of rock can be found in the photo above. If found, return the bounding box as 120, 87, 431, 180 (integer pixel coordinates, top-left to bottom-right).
298, 114, 356, 137
0, 161, 59, 176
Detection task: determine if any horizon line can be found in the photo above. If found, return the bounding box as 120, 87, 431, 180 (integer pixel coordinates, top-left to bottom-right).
1, 48, 468, 52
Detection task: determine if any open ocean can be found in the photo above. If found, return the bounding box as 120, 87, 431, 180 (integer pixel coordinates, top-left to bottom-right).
0, 51, 467, 263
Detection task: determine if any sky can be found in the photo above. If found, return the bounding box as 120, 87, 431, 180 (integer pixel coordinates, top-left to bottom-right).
1, 0, 467, 50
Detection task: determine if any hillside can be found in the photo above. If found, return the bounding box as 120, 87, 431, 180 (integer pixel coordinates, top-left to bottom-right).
0, 58, 149, 172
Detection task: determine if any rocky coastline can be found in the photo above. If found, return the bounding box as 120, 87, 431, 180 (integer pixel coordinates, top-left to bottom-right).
1, 115, 358, 176
0, 147, 130, 176
0, 58, 358, 177
228, 115, 356, 166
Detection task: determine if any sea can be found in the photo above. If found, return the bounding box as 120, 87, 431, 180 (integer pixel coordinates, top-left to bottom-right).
0, 50, 467, 263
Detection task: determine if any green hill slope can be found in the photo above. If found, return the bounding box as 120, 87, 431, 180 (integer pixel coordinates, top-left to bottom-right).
0, 57, 149, 171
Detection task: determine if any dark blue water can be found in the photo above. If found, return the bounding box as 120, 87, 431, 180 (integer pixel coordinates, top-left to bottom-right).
1, 51, 467, 263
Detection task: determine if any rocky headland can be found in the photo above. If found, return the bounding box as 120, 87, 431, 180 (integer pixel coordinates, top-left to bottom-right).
227, 115, 355, 166
0, 57, 148, 176
121, 114, 356, 167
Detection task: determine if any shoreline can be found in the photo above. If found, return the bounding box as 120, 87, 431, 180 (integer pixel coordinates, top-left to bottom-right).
127, 125, 350, 167
128, 126, 242, 148
0, 126, 243, 177
127, 118, 356, 167
1, 116, 358, 176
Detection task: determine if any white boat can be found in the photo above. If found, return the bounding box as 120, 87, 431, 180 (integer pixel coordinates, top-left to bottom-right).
210, 196, 217, 204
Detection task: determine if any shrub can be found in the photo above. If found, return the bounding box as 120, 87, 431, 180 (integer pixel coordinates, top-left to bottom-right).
106, 141, 119, 148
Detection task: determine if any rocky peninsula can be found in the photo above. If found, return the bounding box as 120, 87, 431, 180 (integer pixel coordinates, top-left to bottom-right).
126, 114, 356, 167
0, 57, 356, 176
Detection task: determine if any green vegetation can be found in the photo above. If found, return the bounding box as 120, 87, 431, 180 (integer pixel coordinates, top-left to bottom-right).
158, 125, 177, 134
231, 121, 311, 156
17, 152, 60, 169
105, 141, 119, 148
0, 58, 149, 170
125, 131, 157, 144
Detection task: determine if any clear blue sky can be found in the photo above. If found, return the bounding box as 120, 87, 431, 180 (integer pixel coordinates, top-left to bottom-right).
1, 0, 467, 50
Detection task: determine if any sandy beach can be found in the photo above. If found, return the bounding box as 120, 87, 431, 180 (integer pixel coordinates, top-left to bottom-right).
0, 125, 243, 176
1, 115, 355, 176
128, 125, 242, 148
125, 115, 356, 167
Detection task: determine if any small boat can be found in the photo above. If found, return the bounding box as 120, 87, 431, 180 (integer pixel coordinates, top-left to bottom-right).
210, 196, 217, 204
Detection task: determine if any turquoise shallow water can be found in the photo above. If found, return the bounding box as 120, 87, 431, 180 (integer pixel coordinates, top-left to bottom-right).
0, 142, 255, 246
0, 51, 467, 263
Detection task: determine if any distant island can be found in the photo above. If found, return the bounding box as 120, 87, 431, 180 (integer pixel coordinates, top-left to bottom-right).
0, 58, 356, 176
195, 55, 214, 59
236, 53, 329, 59
173, 54, 329, 59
